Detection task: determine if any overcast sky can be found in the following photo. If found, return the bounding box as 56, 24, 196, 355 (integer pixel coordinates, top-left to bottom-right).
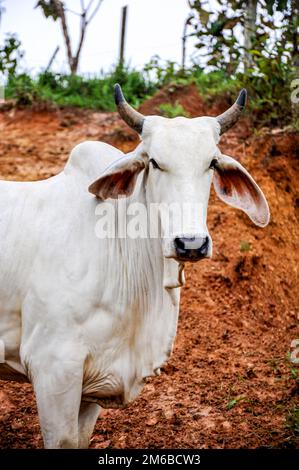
0, 0, 196, 75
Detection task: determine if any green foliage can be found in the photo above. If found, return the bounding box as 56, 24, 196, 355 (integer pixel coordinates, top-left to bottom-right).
188, 0, 298, 127
290, 367, 298, 381
35, 0, 60, 21
144, 56, 185, 87
191, 69, 238, 97
5, 65, 157, 110
5, 74, 38, 105
0, 35, 24, 78
189, 0, 243, 75
144, 57, 238, 99
189, 0, 298, 73
240, 241, 251, 252
241, 56, 293, 126
226, 395, 246, 410
286, 407, 299, 436
158, 102, 189, 118
4, 60, 238, 114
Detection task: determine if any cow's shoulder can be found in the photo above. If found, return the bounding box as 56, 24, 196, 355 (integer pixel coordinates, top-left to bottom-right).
64, 141, 124, 181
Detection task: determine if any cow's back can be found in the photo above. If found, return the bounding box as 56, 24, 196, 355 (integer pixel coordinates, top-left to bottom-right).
0, 141, 123, 296
64, 140, 124, 182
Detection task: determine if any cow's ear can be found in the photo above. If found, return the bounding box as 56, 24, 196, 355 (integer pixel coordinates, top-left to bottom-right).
213, 154, 270, 227
88, 152, 146, 200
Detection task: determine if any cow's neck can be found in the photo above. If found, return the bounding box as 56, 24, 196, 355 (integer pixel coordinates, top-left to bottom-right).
109, 174, 161, 314
112, 170, 183, 311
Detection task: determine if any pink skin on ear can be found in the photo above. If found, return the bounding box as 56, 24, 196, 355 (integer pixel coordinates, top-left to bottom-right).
213, 154, 270, 227
88, 156, 145, 200
89, 169, 138, 200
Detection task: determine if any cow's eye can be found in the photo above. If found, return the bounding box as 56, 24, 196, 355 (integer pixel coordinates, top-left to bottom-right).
209, 158, 218, 170
149, 158, 161, 170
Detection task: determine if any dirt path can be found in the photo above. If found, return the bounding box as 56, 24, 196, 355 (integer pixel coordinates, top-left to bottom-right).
0, 87, 298, 448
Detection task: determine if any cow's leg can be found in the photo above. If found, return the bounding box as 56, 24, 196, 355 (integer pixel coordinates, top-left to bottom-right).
78, 402, 101, 448
29, 360, 84, 448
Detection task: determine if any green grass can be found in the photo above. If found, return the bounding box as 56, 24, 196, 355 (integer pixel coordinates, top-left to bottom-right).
226, 395, 246, 410
191, 69, 238, 98
240, 241, 252, 252
5, 66, 158, 111
3, 61, 240, 112
158, 102, 189, 118
286, 407, 299, 437
5, 66, 238, 113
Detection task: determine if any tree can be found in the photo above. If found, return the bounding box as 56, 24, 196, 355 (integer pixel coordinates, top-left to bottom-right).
244, 0, 257, 72
188, 0, 298, 127
188, 0, 243, 75
0, 35, 24, 78
188, 0, 298, 76
36, 0, 104, 74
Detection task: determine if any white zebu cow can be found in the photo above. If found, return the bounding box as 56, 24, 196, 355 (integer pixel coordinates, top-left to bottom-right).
0, 85, 269, 448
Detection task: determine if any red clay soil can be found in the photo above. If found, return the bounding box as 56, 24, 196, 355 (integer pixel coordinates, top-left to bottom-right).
0, 85, 298, 449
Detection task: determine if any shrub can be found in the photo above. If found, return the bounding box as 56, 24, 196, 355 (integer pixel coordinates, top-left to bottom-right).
6, 73, 37, 105
158, 102, 189, 118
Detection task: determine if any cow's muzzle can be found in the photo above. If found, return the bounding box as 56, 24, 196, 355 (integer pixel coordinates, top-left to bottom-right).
174, 236, 210, 261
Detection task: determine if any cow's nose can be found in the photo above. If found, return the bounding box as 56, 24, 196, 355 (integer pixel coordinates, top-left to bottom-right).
174, 236, 209, 260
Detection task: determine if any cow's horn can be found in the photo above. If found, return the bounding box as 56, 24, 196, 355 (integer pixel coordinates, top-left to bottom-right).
216, 89, 247, 135
114, 83, 145, 134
